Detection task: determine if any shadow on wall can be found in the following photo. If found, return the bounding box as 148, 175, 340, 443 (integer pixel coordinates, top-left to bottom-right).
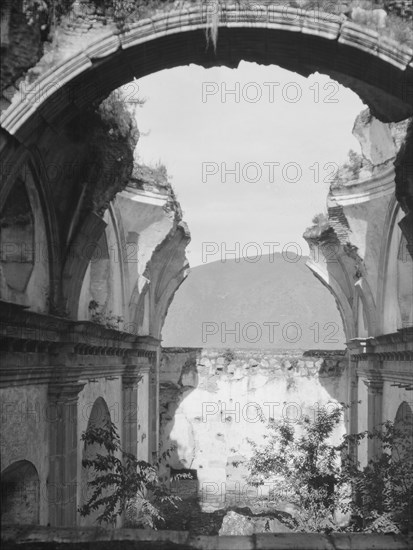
157, 348, 208, 531
302, 349, 350, 405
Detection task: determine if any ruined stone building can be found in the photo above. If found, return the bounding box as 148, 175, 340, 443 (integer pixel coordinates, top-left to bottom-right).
0, 0, 412, 543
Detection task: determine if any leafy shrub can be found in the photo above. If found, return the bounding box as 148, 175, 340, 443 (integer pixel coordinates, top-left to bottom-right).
246, 404, 413, 533
79, 419, 180, 527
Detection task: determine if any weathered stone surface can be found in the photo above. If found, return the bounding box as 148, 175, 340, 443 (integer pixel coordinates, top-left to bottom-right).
219, 510, 292, 535
353, 109, 398, 165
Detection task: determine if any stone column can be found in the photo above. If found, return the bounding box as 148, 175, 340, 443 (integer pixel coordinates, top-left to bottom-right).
137, 357, 151, 462
149, 351, 160, 462
349, 355, 359, 464
122, 364, 139, 457
357, 375, 369, 468
48, 381, 85, 527
352, 340, 382, 467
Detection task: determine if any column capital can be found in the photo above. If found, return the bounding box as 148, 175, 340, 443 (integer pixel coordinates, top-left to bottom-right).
48, 381, 85, 403
362, 377, 383, 394
137, 363, 151, 375
122, 365, 140, 388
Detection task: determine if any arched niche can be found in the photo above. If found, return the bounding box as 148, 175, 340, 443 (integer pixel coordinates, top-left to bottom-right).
78, 209, 125, 325
0, 178, 34, 293
0, 169, 50, 312
397, 235, 413, 329
80, 397, 112, 526
1, 460, 40, 525
392, 401, 413, 464
381, 207, 410, 334
356, 295, 369, 338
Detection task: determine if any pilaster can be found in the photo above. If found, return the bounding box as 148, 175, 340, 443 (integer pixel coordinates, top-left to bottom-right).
47, 380, 85, 527
122, 364, 140, 457
136, 357, 151, 462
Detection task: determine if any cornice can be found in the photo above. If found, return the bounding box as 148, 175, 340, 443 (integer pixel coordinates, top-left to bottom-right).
328, 165, 395, 207
0, 300, 161, 350
0, 301, 160, 387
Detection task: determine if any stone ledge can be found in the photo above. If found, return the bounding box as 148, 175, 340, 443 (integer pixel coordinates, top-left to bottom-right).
1, 525, 410, 550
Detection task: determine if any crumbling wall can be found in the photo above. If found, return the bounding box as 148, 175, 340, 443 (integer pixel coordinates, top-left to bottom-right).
160, 347, 348, 511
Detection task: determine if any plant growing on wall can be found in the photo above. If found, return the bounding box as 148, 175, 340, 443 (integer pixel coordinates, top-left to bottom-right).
246, 404, 413, 534
88, 299, 124, 330
79, 419, 180, 527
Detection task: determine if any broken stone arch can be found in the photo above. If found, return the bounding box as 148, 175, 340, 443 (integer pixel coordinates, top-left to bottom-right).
1, 5, 412, 262
304, 258, 356, 340
2, 7, 413, 130
0, 4, 412, 534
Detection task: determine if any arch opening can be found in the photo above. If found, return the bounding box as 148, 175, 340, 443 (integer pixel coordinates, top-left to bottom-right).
1, 460, 40, 525
80, 397, 112, 526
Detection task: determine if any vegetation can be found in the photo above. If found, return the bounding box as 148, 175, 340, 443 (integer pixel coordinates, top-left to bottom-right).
246, 404, 413, 534
222, 348, 236, 365
88, 299, 124, 330
19, 1, 413, 47
79, 397, 412, 533
79, 419, 181, 527
99, 88, 142, 147
205, 1, 413, 49
331, 149, 373, 185
303, 212, 334, 241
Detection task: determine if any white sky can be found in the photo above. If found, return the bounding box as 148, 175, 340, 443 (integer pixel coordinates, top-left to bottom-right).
132, 62, 365, 267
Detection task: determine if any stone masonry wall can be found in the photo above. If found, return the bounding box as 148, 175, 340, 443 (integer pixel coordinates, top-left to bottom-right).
159, 347, 349, 512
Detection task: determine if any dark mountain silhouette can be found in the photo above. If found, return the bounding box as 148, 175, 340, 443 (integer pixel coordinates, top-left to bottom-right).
162, 254, 345, 350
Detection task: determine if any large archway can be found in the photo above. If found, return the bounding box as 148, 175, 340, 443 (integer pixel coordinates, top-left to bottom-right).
1, 6, 412, 293
1, 6, 412, 141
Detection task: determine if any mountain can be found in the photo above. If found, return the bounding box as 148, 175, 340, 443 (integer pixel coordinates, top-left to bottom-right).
162, 254, 346, 350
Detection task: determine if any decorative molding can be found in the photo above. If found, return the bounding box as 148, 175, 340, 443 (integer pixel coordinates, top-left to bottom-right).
362, 377, 384, 393
48, 381, 86, 403
328, 165, 396, 207
0, 301, 161, 387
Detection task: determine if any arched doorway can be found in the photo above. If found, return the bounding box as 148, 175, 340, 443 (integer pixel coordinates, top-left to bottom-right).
393, 401, 413, 459
1, 460, 40, 525
80, 397, 112, 526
